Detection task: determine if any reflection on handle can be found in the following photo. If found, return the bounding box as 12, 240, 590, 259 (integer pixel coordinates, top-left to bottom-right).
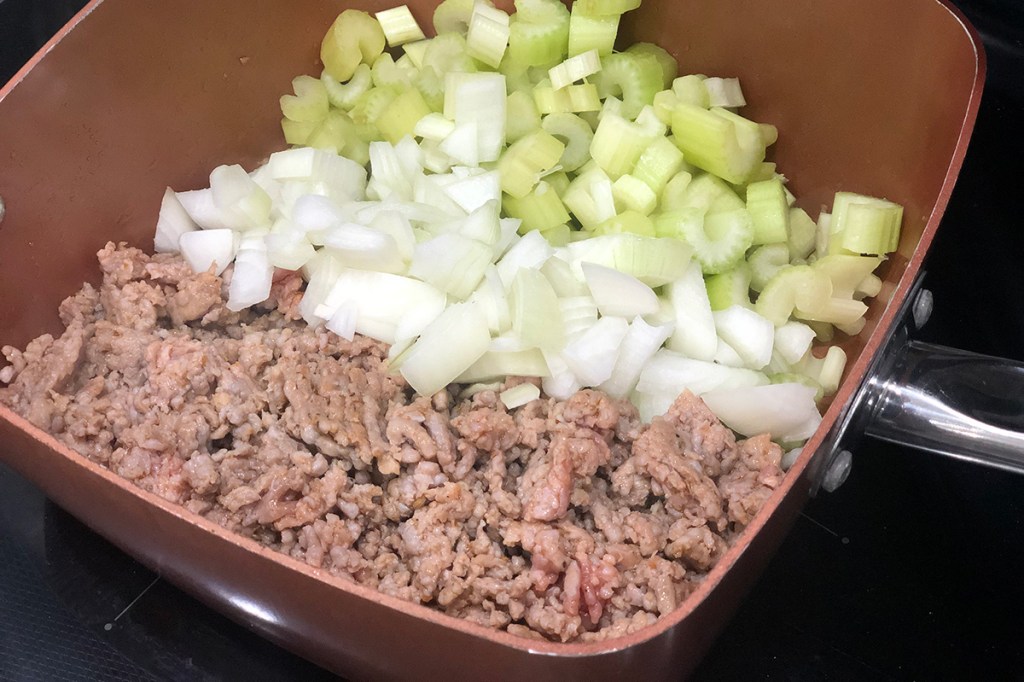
864, 341, 1024, 474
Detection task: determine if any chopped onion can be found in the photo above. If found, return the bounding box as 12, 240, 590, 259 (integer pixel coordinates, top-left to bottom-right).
179, 228, 236, 276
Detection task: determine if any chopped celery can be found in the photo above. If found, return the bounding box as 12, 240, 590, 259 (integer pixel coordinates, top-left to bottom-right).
503, 181, 570, 232
376, 88, 432, 144
703, 77, 745, 108
500, 383, 542, 408
705, 262, 752, 310
672, 74, 710, 108
498, 129, 565, 198
549, 50, 602, 89
674, 173, 745, 214
659, 171, 694, 211
612, 175, 658, 215
432, 0, 475, 35
321, 10, 387, 83
541, 112, 594, 172
533, 82, 602, 113
508, 0, 570, 67
829, 191, 903, 255
747, 243, 790, 291
681, 208, 754, 275
594, 210, 655, 236
651, 207, 702, 240
591, 52, 663, 119
375, 5, 426, 46
567, 4, 619, 56
321, 64, 372, 110
671, 104, 765, 185
566, 233, 693, 286
626, 43, 678, 89
632, 137, 685, 194
371, 53, 413, 89
788, 206, 817, 261
755, 264, 833, 326
506, 91, 543, 143
281, 118, 318, 146
562, 165, 617, 229
590, 113, 656, 178
745, 177, 789, 245
280, 76, 329, 123
423, 33, 478, 75
467, 0, 511, 68
572, 0, 641, 15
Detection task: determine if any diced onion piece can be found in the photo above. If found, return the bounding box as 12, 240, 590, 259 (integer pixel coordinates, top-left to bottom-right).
636, 349, 769, 397
265, 230, 316, 271
155, 188, 197, 253
701, 382, 822, 442
445, 72, 507, 163
774, 321, 816, 366
457, 347, 549, 383
496, 229, 554, 286
320, 269, 446, 344
581, 262, 659, 318
400, 301, 491, 396
226, 236, 273, 311
321, 223, 404, 273
500, 383, 541, 409
299, 252, 345, 326
665, 260, 717, 361
176, 188, 232, 230
599, 317, 674, 399
179, 229, 236, 276
325, 302, 358, 341
409, 232, 492, 299
713, 305, 775, 370
375, 5, 426, 46
542, 352, 583, 400
561, 316, 629, 386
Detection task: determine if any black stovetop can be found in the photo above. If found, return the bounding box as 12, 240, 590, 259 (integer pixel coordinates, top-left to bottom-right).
2, 1, 1024, 680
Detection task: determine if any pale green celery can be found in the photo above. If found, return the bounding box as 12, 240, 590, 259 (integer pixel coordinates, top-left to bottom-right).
572, 0, 640, 14
659, 171, 694, 211
807, 320, 835, 343
612, 175, 658, 215
626, 43, 678, 88
371, 53, 414, 89
591, 52, 662, 119
760, 123, 779, 146
590, 113, 656, 178
511, 267, 565, 352
414, 66, 446, 112
376, 5, 426, 46
306, 110, 370, 166
794, 297, 868, 326
503, 180, 570, 232
498, 129, 566, 198
857, 273, 883, 299
281, 118, 318, 146
377, 88, 432, 144
423, 33, 478, 75
651, 207, 702, 240
432, 0, 475, 34
652, 89, 680, 125
747, 243, 790, 291
467, 2, 511, 68
705, 262, 752, 310
670, 104, 764, 185
674, 173, 744, 214
321, 10, 386, 82
414, 112, 457, 141
632, 136, 684, 194
829, 192, 903, 255
567, 5, 619, 56
544, 170, 571, 195
835, 317, 866, 336
280, 75, 329, 123
703, 76, 745, 108
811, 254, 884, 297
682, 208, 755, 275
534, 82, 601, 113
506, 91, 542, 143
672, 74, 710, 108
562, 166, 616, 229
499, 58, 534, 93
402, 39, 430, 68
745, 177, 789, 245
566, 233, 693, 286
549, 49, 602, 89
541, 112, 594, 172
322, 64, 372, 110
349, 85, 400, 126
754, 265, 833, 326
748, 162, 778, 183
508, 0, 570, 67
594, 210, 655, 237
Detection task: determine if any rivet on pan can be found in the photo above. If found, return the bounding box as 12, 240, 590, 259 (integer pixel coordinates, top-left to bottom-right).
0, 195, 5, 227
821, 449, 852, 492
912, 288, 933, 329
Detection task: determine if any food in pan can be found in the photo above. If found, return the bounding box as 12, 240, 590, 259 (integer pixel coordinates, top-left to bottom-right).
0, 0, 902, 643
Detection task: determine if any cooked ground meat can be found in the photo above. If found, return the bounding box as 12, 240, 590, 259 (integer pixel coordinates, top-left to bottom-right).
0, 242, 786, 643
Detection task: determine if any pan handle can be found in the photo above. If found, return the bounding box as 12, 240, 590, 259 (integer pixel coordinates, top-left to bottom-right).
862, 339, 1024, 474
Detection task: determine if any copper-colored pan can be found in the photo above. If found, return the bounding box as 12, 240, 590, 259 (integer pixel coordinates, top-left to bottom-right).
0, 0, 993, 678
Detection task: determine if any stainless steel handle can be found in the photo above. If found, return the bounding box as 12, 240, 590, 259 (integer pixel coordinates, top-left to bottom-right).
863, 341, 1024, 474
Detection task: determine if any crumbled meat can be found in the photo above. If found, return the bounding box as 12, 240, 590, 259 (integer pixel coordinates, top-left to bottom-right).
0, 243, 790, 644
